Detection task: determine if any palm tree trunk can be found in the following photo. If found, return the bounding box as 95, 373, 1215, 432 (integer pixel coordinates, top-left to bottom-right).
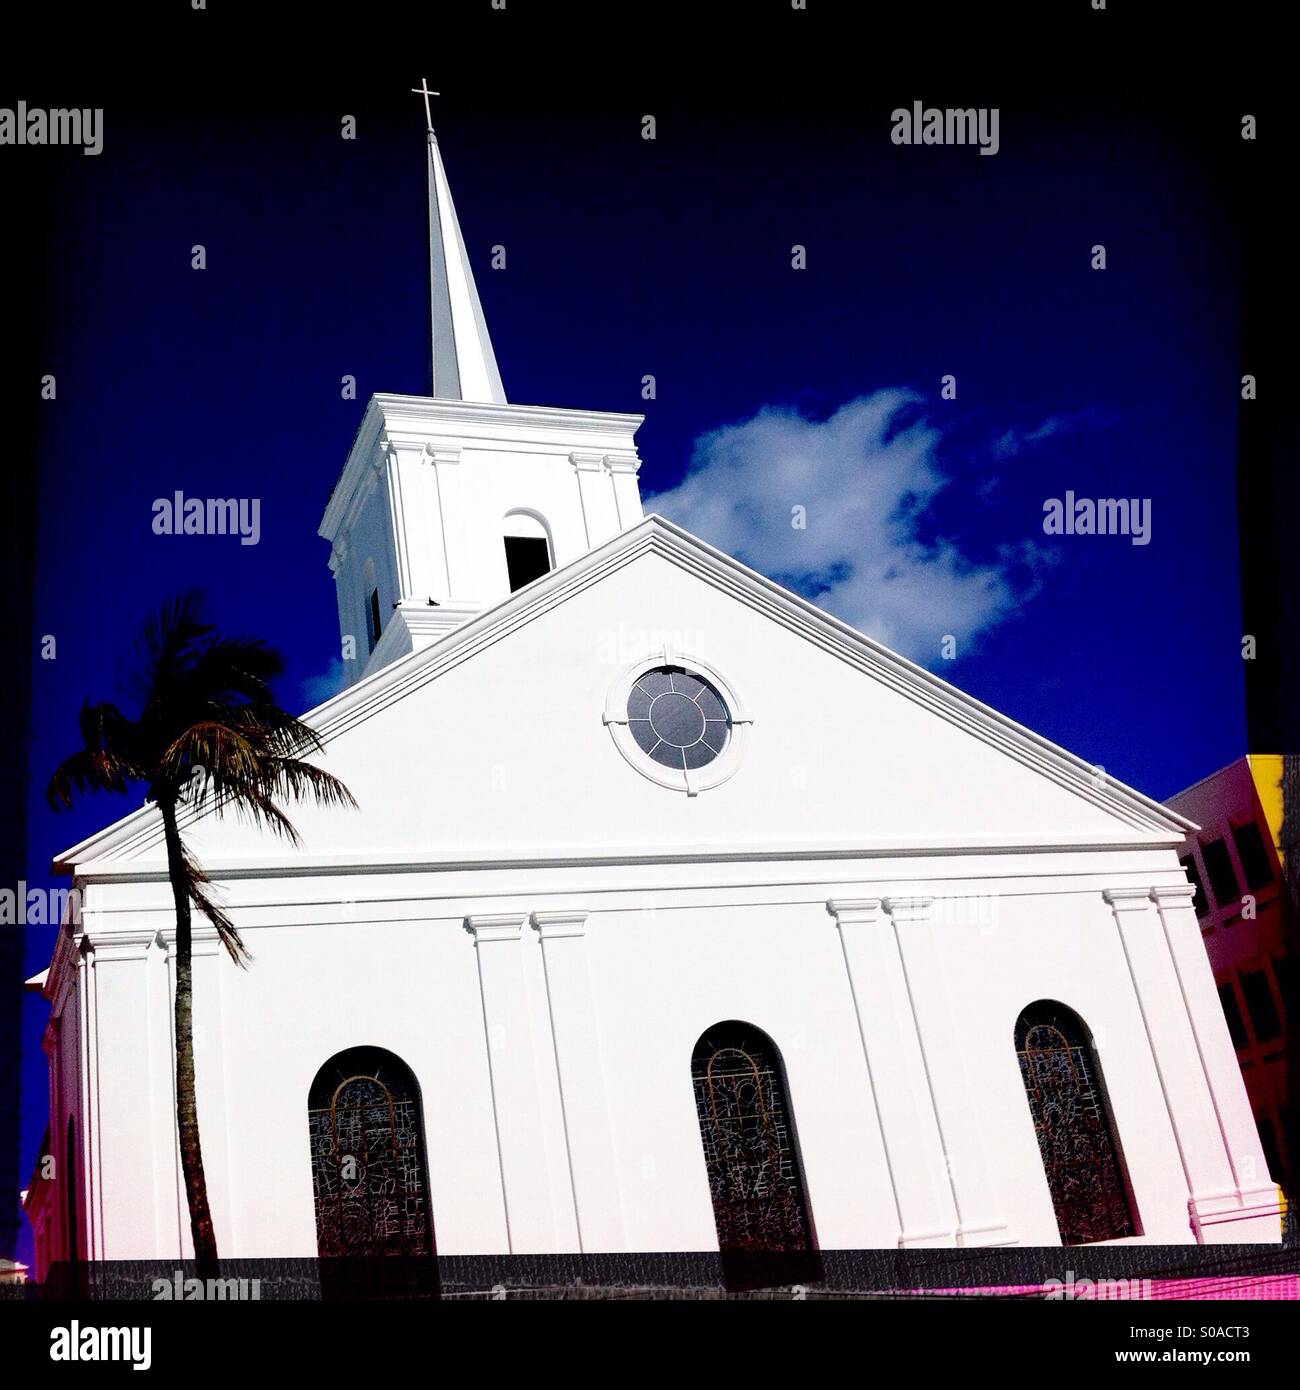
160, 800, 219, 1272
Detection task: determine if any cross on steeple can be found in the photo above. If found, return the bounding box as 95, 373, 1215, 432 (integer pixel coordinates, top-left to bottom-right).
411, 83, 506, 403
410, 78, 439, 135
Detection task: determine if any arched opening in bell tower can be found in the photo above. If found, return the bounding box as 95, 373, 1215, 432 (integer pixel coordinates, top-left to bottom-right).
502, 509, 554, 592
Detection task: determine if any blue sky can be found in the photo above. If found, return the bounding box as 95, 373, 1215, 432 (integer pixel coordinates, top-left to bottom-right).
16, 103, 1245, 1249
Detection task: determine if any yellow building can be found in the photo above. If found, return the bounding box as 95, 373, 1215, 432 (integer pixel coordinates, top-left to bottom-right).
1167, 755, 1297, 1192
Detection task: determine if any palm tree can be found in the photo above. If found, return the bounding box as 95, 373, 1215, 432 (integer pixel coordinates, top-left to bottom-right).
47, 593, 356, 1269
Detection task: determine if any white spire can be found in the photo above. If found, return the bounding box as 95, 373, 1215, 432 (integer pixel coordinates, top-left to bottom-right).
414, 85, 506, 404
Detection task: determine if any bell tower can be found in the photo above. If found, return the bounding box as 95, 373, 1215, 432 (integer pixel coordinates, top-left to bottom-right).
319, 87, 644, 688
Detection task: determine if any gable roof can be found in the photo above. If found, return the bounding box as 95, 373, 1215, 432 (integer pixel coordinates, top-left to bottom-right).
53, 513, 1195, 872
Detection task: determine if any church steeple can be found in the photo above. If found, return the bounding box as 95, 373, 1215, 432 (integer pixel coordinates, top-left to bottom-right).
414, 78, 506, 404
319, 92, 645, 690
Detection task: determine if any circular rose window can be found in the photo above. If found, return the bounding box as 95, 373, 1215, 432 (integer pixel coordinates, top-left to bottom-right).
604, 653, 750, 794
626, 666, 731, 771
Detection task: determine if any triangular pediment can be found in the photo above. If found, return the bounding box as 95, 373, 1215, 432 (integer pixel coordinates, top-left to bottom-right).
55, 515, 1192, 875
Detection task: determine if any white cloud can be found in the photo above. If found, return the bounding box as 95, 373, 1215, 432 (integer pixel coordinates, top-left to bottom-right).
992, 416, 1062, 459
299, 657, 345, 711
646, 390, 1045, 663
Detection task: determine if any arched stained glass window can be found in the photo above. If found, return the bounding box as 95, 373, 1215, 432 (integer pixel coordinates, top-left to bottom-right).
691, 1021, 818, 1288
307, 1047, 435, 1262
1015, 1002, 1137, 1245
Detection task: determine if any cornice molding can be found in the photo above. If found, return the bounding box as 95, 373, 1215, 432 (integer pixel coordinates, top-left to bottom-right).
826, 898, 884, 926
320, 394, 644, 542
531, 909, 590, 939
85, 929, 158, 962
383, 431, 434, 455
1149, 883, 1198, 906
157, 923, 225, 958
1103, 886, 1155, 912
370, 393, 644, 434
465, 912, 528, 944
396, 598, 483, 636
882, 895, 935, 924
62, 853, 1197, 894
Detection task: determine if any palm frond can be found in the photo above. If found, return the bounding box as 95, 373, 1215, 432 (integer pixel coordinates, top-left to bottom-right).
224, 704, 328, 757
136, 591, 212, 704
46, 702, 142, 811
159, 720, 265, 794
46, 749, 127, 810
190, 636, 284, 697
159, 710, 356, 839
52, 592, 356, 933
265, 757, 358, 811
222, 783, 305, 843
176, 841, 250, 966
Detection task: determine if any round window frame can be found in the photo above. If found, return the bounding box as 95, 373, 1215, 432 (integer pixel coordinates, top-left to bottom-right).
603, 652, 751, 795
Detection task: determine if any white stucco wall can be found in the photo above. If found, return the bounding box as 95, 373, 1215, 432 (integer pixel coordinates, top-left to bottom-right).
44, 527, 1281, 1260
55, 847, 1280, 1261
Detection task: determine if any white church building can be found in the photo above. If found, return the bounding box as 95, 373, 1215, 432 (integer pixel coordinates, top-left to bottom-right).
27, 116, 1282, 1285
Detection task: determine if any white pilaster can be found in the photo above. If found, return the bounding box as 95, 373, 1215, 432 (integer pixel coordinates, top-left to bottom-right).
380, 436, 420, 600
326, 538, 360, 687
1103, 887, 1239, 1237
75, 936, 98, 1262
426, 445, 463, 599
146, 934, 183, 1258
1148, 885, 1284, 1240
71, 934, 98, 1273
161, 924, 237, 1259
571, 451, 619, 547
826, 899, 956, 1247
531, 911, 626, 1252
883, 896, 1011, 1247
466, 913, 559, 1252
604, 453, 643, 531
84, 930, 159, 1259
